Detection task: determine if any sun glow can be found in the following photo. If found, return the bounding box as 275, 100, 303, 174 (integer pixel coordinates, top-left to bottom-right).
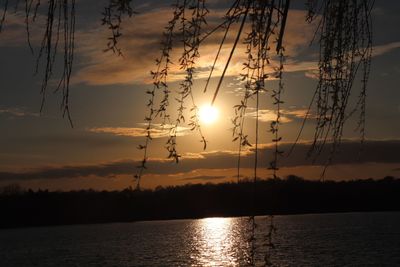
199, 105, 219, 125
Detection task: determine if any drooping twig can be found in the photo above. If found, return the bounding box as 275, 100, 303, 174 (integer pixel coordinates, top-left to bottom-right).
101, 0, 135, 56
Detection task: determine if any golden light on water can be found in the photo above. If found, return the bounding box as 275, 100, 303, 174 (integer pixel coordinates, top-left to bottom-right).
191, 217, 237, 266
199, 105, 219, 125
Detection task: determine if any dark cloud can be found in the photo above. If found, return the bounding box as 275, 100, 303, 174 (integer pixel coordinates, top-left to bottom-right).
284, 139, 400, 166
143, 139, 400, 175
0, 160, 136, 181
2, 139, 400, 182
1, 131, 135, 152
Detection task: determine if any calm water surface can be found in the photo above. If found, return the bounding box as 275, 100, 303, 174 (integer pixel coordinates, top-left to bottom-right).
0, 212, 399, 266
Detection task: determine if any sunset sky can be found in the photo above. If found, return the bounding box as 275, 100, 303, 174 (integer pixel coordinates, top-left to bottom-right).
0, 0, 400, 191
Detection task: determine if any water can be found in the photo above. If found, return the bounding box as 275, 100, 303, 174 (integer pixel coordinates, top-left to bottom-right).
0, 212, 399, 266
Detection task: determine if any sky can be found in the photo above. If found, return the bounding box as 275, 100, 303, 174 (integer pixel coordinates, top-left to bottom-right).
0, 0, 399, 191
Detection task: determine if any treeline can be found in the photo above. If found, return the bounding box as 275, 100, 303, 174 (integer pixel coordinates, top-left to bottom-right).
0, 176, 399, 228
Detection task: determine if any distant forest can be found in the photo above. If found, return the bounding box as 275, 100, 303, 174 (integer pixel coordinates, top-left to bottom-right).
1, 176, 399, 228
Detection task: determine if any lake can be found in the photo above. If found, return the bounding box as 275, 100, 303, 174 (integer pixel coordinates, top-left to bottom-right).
0, 212, 399, 266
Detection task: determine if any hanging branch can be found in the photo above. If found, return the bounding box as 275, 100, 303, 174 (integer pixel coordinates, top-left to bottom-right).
232, 1, 254, 183
165, 0, 209, 164
232, 0, 288, 184
30, 0, 75, 126
135, 0, 183, 187
0, 0, 76, 126
269, 0, 288, 178
23, 0, 34, 53
264, 1, 291, 265
248, 4, 260, 264
203, 0, 242, 93
136, 0, 209, 187
154, 3, 185, 126
304, 0, 374, 174
1, 0, 136, 126
186, 0, 209, 150
210, 2, 248, 106
101, 0, 135, 56
0, 0, 9, 32
228, 1, 290, 264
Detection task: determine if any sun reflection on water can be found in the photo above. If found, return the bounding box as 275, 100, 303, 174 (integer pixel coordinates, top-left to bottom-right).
190, 217, 250, 266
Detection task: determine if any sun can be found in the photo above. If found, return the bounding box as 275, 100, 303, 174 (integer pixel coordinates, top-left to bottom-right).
199, 105, 219, 125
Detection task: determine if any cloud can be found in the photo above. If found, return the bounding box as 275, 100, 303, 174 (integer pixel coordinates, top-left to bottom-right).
302, 41, 400, 80
180, 175, 226, 181
2, 139, 400, 182
294, 41, 400, 80
71, 8, 180, 85
87, 124, 191, 138
246, 109, 291, 123
283, 109, 310, 118
4, 4, 400, 87
372, 41, 400, 57
0, 107, 39, 118
71, 8, 318, 86
0, 9, 42, 46
245, 108, 311, 123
